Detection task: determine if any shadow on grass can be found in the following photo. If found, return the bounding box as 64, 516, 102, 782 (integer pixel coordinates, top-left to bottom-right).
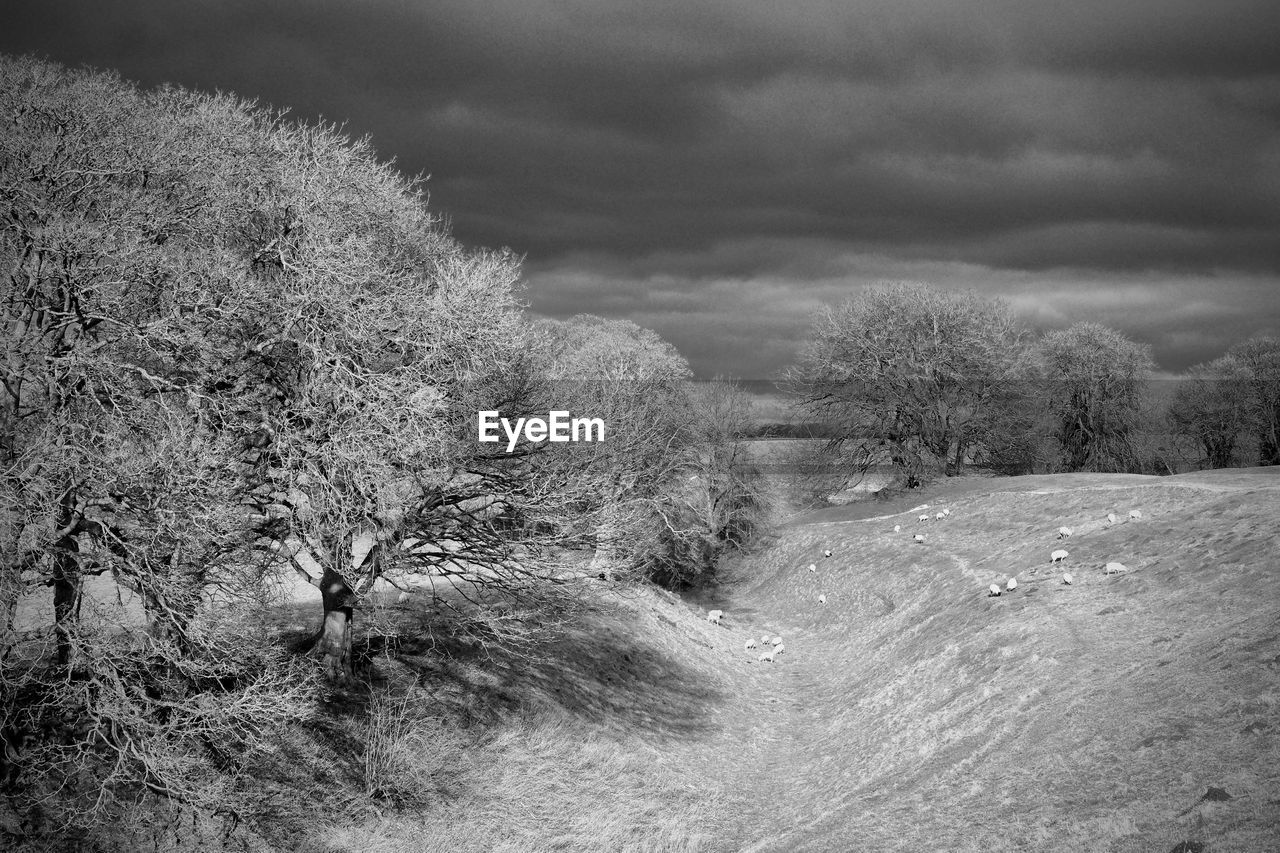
346, 600, 726, 743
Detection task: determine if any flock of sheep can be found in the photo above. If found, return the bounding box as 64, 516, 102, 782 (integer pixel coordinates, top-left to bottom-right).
706, 610, 788, 662
700, 502, 1146, 661
986, 507, 1142, 596
703, 546, 843, 663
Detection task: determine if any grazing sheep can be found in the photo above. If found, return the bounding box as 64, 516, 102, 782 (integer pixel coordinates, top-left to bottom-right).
818, 594, 827, 604
914, 533, 925, 543
894, 524, 901, 533
936, 511, 945, 521
1051, 549, 1069, 563
773, 643, 785, 656
942, 508, 951, 517
760, 634, 771, 645
707, 609, 723, 624
824, 549, 832, 558
918, 514, 930, 522
760, 648, 776, 663
988, 583, 1002, 597
771, 636, 783, 646
1106, 512, 1117, 526
1128, 509, 1142, 520
1062, 573, 1074, 585
1005, 577, 1018, 592
808, 563, 817, 572
745, 638, 757, 650
1057, 526, 1073, 539
396, 591, 412, 603
1104, 561, 1129, 574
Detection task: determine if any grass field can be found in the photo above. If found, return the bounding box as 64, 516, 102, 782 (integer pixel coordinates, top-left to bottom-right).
229, 467, 1280, 852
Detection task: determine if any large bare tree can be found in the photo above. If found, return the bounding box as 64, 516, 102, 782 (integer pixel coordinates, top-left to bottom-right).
786, 282, 1028, 488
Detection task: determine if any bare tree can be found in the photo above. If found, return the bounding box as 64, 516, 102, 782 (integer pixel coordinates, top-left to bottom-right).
0, 54, 545, 842
1039, 323, 1155, 473
786, 282, 1028, 489
1169, 355, 1254, 468
1228, 337, 1280, 466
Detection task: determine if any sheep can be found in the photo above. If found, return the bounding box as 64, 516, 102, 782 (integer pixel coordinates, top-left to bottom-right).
759, 648, 776, 663
707, 609, 723, 624
818, 594, 827, 604
823, 549, 832, 558
1104, 561, 1129, 574
1005, 577, 1018, 592
808, 563, 817, 572
988, 583, 1002, 597
771, 636, 783, 646
1057, 526, 1073, 539
745, 638, 757, 650
893, 524, 901, 533
935, 511, 945, 521
760, 634, 771, 645
1106, 512, 1117, 526
942, 508, 951, 517
918, 514, 930, 522
1128, 509, 1142, 521
914, 533, 925, 543
1050, 549, 1069, 563
773, 643, 785, 656
1062, 573, 1074, 585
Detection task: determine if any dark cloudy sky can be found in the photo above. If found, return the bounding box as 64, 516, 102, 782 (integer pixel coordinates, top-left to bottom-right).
5, 1, 1279, 378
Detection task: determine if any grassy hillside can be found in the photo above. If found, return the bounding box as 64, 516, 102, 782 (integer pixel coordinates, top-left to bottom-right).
233, 468, 1278, 853
719, 467, 1280, 852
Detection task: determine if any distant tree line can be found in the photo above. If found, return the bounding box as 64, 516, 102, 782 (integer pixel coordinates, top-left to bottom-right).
785, 282, 1280, 492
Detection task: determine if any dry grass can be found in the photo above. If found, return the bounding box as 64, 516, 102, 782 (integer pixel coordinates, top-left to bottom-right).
211, 468, 1279, 853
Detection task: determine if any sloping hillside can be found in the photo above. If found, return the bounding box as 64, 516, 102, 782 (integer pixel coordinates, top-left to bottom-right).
289, 468, 1278, 853
709, 467, 1280, 852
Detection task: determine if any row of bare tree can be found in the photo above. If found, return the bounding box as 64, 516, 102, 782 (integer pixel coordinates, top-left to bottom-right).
0, 55, 765, 844
785, 282, 1280, 488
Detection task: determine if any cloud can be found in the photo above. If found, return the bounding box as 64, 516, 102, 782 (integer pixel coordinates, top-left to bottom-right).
3, 0, 1278, 376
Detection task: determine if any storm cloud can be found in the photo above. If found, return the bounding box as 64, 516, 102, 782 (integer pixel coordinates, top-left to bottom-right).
6, 0, 1278, 376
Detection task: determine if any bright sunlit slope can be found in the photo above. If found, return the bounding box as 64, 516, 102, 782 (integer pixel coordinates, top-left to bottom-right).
717, 467, 1280, 852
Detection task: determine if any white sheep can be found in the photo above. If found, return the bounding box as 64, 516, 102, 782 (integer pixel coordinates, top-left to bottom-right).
1050, 549, 1069, 563
773, 643, 785, 656
918, 514, 930, 522
707, 609, 723, 624
935, 511, 945, 521
1005, 577, 1018, 592
1104, 561, 1129, 574
914, 533, 925, 543
808, 563, 817, 572
1128, 509, 1142, 520
396, 591, 412, 603
1062, 573, 1074, 585
771, 636, 783, 646
818, 594, 827, 604
942, 508, 951, 517
893, 524, 901, 533
745, 638, 757, 650
1106, 512, 1117, 526
760, 634, 771, 645
988, 583, 1002, 597
1057, 526, 1073, 539
823, 549, 832, 558
759, 648, 776, 663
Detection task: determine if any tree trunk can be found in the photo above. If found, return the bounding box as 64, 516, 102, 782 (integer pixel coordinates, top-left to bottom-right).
589, 504, 621, 582
51, 534, 81, 668
315, 568, 355, 683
